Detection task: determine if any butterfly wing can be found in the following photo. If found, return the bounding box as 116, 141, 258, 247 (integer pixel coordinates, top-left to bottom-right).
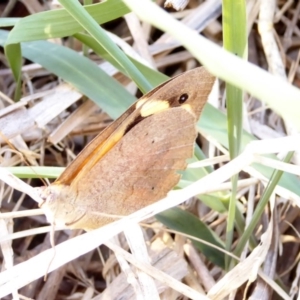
55, 102, 137, 185
73, 107, 196, 229
40, 67, 215, 230
56, 69, 201, 185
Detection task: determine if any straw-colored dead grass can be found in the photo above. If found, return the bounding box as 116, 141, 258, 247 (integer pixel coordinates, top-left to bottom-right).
1, 0, 300, 299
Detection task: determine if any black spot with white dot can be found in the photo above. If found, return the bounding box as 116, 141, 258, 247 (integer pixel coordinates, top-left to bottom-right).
179, 93, 189, 104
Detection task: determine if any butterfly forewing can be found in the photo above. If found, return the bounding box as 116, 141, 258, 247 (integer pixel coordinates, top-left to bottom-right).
72, 107, 197, 229
39, 67, 215, 230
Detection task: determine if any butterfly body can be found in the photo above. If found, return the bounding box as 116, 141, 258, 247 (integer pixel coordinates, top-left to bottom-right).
38, 67, 215, 230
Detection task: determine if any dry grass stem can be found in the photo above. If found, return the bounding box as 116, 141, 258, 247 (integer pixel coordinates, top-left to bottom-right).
1, 0, 300, 299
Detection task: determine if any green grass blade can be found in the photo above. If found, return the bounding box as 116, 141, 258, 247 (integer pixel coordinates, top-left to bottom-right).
1, 30, 135, 118
4, 0, 132, 101
156, 207, 225, 268
5, 43, 22, 100
22, 40, 135, 118
0, 18, 20, 27
58, 0, 152, 93
222, 0, 247, 268
6, 0, 130, 43
74, 32, 168, 87
5, 167, 64, 178
234, 151, 294, 257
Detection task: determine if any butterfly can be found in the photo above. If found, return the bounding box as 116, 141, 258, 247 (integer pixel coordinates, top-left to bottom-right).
37, 67, 215, 230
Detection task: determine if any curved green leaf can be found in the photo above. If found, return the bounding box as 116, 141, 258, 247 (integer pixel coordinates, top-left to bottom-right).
157, 207, 225, 268
6, 0, 130, 44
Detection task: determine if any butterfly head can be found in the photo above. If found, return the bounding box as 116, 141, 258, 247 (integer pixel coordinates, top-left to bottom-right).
36, 184, 80, 228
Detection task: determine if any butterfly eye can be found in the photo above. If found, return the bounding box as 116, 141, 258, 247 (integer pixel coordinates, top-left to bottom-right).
179, 93, 189, 104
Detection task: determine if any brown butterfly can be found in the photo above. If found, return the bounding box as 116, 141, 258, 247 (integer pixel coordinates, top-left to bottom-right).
37, 67, 215, 230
